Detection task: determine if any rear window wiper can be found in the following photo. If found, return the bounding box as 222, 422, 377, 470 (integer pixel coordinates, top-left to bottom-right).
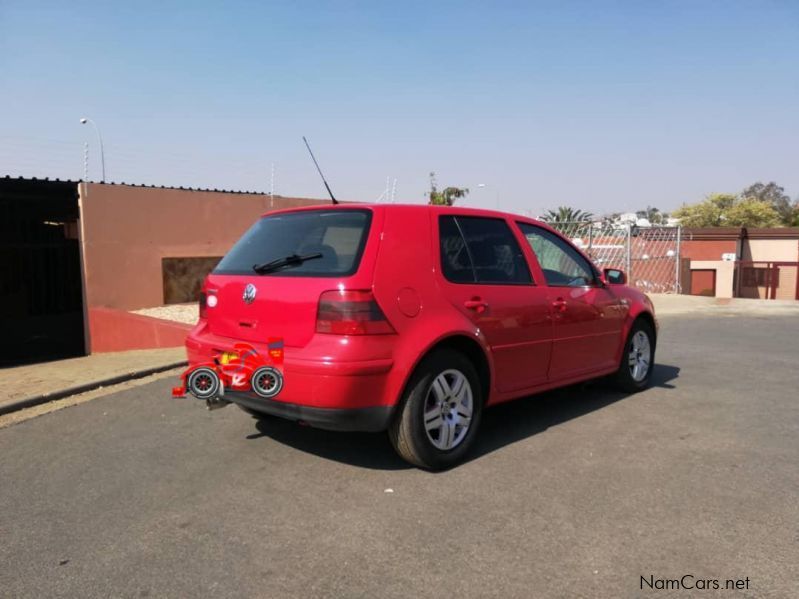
252, 252, 322, 274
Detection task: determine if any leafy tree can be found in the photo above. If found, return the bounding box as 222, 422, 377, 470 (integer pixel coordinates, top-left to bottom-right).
741, 182, 793, 224
725, 197, 782, 227
428, 172, 469, 206
672, 193, 780, 227
635, 206, 667, 225
601, 212, 621, 226
786, 200, 799, 227
541, 206, 594, 223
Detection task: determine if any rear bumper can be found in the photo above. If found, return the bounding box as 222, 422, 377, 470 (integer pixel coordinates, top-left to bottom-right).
227, 391, 393, 432
185, 323, 396, 425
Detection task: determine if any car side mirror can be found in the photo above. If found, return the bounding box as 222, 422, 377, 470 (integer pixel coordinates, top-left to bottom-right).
603, 268, 626, 285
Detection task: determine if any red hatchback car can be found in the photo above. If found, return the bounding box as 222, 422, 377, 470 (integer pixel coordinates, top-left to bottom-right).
185, 204, 657, 469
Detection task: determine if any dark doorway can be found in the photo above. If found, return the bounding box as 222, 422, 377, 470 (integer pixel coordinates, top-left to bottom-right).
0, 178, 86, 365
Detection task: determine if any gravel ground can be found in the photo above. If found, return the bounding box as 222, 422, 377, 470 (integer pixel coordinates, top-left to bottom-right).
132, 303, 199, 325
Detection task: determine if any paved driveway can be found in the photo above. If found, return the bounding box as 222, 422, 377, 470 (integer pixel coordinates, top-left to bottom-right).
1, 315, 797, 598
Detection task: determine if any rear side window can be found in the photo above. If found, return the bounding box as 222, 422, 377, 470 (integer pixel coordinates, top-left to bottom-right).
439, 216, 532, 284
214, 209, 372, 276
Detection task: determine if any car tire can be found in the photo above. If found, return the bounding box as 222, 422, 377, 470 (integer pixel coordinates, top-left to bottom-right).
614, 318, 656, 393
389, 349, 483, 471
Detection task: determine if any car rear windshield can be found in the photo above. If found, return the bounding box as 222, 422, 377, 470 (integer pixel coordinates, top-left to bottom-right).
214, 209, 372, 276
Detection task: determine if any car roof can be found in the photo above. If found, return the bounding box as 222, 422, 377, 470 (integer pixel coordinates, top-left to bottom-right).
260, 202, 552, 229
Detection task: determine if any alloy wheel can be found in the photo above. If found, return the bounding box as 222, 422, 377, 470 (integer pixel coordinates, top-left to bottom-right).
423, 369, 474, 450
628, 330, 652, 382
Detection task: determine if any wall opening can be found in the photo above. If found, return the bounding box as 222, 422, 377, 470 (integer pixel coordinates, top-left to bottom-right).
0, 179, 86, 365
162, 256, 221, 304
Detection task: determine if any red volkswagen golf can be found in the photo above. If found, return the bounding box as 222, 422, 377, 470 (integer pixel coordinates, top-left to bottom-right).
185, 204, 657, 469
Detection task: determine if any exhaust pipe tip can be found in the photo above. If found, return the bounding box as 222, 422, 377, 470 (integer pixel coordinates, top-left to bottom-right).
205, 397, 230, 411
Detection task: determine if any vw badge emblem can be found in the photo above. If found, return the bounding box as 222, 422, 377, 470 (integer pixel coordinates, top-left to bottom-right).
242, 283, 257, 304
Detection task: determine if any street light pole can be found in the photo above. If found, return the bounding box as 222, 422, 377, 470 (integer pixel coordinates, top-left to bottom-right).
476, 183, 487, 209
79, 117, 106, 182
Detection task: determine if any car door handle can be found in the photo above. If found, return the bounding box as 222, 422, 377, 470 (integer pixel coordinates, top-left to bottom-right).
464, 298, 488, 313
551, 297, 567, 313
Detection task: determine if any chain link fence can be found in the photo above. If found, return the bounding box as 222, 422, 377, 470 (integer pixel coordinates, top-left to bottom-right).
548, 222, 683, 294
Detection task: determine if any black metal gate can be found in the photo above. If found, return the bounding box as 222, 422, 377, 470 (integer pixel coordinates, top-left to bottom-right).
0, 178, 86, 365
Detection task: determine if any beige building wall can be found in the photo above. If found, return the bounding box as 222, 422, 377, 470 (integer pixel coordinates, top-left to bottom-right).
775, 265, 798, 300
690, 260, 735, 298
741, 239, 799, 262
79, 183, 329, 310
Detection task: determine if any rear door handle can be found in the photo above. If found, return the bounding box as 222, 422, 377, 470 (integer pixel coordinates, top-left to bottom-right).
464, 298, 489, 314
551, 297, 567, 313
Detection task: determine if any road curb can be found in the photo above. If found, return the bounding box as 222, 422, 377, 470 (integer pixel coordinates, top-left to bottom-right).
0, 361, 188, 417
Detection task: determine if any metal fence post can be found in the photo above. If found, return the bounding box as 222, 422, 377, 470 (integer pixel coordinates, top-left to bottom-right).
675, 226, 682, 293
625, 222, 632, 278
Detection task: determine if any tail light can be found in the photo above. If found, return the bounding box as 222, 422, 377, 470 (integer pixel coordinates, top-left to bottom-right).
199, 291, 207, 319
316, 290, 395, 335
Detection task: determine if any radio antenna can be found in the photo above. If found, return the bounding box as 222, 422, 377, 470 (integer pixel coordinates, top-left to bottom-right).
302, 136, 338, 204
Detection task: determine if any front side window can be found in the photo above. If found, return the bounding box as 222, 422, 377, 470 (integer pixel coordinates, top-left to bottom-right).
214, 209, 371, 276
439, 216, 532, 284
518, 223, 596, 287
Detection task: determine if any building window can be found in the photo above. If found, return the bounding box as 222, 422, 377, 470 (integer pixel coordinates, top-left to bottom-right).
741, 267, 778, 287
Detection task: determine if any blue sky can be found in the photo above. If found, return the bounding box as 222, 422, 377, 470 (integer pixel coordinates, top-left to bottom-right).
1, 1, 797, 216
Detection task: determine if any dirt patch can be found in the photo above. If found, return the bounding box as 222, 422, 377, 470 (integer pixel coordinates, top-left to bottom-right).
132, 303, 198, 325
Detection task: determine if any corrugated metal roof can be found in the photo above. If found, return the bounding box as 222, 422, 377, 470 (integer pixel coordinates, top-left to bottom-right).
2, 174, 81, 185
1, 175, 275, 196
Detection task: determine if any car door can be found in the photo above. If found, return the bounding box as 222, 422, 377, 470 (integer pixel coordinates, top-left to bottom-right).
516, 223, 625, 379
437, 215, 552, 393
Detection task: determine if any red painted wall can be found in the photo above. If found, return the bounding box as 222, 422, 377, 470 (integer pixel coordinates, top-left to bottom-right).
80, 184, 327, 312
78, 183, 331, 353
88, 307, 192, 353
681, 239, 737, 261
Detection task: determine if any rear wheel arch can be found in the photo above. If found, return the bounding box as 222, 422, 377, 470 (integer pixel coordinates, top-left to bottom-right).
395, 334, 491, 410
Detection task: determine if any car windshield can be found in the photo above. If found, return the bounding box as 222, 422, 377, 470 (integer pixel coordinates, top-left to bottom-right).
214, 209, 372, 276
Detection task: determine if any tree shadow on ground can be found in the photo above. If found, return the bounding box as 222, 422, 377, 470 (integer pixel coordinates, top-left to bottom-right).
248, 363, 680, 471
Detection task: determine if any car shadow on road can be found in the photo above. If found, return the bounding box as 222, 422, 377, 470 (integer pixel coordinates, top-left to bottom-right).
470, 363, 680, 466
249, 363, 680, 471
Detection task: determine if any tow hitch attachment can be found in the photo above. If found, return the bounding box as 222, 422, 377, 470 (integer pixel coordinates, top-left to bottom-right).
171, 340, 284, 410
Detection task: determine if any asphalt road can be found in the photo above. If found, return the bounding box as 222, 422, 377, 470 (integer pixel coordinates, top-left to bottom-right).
1, 315, 798, 599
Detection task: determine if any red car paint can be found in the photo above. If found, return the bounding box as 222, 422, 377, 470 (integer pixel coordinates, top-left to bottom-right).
184, 204, 656, 428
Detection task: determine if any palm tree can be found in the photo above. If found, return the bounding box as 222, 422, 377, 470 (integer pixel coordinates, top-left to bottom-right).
541, 206, 594, 223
